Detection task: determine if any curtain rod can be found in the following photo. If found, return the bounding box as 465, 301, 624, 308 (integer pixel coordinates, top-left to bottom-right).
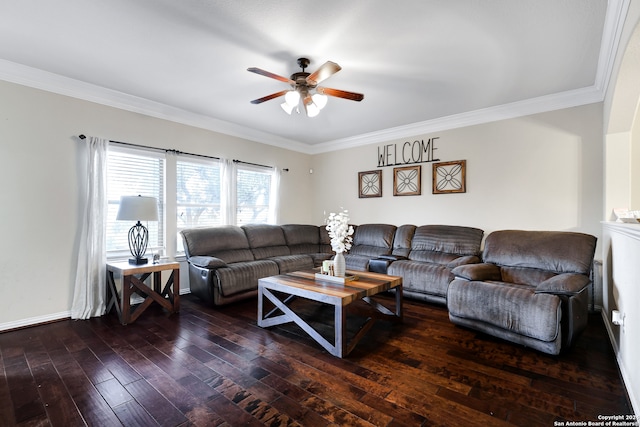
79, 134, 220, 161
79, 135, 281, 170
233, 159, 273, 169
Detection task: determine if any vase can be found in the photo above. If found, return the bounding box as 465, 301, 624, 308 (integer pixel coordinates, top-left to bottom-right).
334, 252, 346, 277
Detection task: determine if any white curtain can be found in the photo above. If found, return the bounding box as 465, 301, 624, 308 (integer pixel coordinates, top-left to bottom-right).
269, 167, 281, 224
71, 136, 109, 319
220, 158, 236, 225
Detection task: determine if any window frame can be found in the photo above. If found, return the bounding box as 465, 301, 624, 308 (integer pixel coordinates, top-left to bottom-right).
235, 163, 276, 226
175, 155, 222, 254
105, 145, 166, 260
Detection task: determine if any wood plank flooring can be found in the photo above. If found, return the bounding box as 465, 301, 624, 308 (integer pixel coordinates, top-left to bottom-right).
0, 293, 632, 426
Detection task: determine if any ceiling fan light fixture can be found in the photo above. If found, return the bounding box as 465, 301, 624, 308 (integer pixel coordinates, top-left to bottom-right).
312, 93, 327, 110
304, 100, 320, 118
284, 90, 300, 107
249, 58, 363, 118
281, 102, 295, 115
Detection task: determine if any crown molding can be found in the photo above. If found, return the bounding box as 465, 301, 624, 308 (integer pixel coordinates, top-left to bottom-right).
310, 85, 604, 154
0, 59, 310, 153
594, 0, 630, 94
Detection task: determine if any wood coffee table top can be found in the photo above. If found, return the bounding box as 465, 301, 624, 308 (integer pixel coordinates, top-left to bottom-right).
258, 269, 402, 305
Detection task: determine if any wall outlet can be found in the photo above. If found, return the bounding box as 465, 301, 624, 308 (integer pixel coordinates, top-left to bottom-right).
612, 310, 625, 327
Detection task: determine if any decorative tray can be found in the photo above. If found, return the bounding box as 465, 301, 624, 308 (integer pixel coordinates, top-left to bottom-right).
314, 273, 358, 284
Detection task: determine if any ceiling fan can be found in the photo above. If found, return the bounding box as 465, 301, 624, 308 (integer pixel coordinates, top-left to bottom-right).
247, 57, 364, 117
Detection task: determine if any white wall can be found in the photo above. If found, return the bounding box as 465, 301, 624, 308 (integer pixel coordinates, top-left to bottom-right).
601, 2, 640, 416
0, 80, 314, 328
311, 104, 604, 244
602, 224, 640, 416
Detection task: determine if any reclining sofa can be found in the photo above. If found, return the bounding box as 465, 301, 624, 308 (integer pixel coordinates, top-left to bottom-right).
181, 223, 483, 307
447, 230, 597, 355
181, 224, 333, 306
181, 224, 596, 355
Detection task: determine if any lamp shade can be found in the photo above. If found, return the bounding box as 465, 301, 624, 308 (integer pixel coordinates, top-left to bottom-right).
284, 90, 300, 107
312, 93, 327, 110
304, 101, 320, 118
116, 195, 159, 221
281, 102, 295, 115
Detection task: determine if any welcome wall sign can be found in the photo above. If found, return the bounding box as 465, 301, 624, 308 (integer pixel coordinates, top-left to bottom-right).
377, 137, 440, 167
359, 136, 466, 197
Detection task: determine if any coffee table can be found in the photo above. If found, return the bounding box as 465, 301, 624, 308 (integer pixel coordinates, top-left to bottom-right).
257, 269, 403, 357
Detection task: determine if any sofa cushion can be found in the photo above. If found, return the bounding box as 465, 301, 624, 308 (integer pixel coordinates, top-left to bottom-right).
392, 224, 416, 257
409, 225, 484, 262
499, 266, 557, 287
189, 256, 228, 269
271, 254, 315, 273
483, 230, 596, 275
181, 226, 254, 263
349, 224, 396, 257
536, 273, 590, 295
282, 224, 321, 254
408, 251, 462, 265
242, 224, 291, 259
215, 260, 279, 297
319, 225, 333, 254
447, 279, 561, 343
388, 260, 453, 298
452, 263, 502, 281
345, 254, 373, 271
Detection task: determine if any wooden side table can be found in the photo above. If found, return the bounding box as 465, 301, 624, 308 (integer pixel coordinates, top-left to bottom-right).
106, 261, 180, 325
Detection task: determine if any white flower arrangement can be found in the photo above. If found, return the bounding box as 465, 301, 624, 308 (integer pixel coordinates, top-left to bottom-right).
325, 209, 354, 254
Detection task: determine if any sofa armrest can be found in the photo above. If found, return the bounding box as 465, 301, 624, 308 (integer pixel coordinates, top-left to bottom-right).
535, 273, 590, 296
451, 263, 502, 281
377, 255, 408, 261
447, 255, 481, 269
188, 255, 228, 269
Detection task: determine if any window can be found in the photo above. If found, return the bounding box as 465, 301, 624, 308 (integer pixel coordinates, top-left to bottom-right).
105, 143, 279, 259
176, 157, 221, 251
106, 147, 165, 257
236, 165, 273, 225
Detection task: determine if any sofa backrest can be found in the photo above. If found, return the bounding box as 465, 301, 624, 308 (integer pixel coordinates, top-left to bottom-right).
483, 230, 597, 285
318, 225, 333, 254
242, 224, 291, 260
181, 226, 254, 263
349, 224, 396, 257
392, 224, 417, 257
281, 224, 321, 254
408, 225, 484, 264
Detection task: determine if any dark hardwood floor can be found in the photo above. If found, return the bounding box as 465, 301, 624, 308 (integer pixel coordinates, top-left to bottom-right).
0, 293, 632, 426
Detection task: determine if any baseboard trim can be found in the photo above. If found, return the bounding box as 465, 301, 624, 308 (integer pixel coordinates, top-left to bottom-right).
0, 289, 191, 333
0, 311, 71, 333
601, 310, 639, 416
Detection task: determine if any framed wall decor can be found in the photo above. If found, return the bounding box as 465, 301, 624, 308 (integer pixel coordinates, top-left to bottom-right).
433, 160, 466, 194
358, 170, 382, 198
393, 165, 421, 196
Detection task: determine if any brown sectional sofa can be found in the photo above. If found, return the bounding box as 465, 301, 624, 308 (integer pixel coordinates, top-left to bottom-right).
180, 223, 597, 355
181, 223, 483, 306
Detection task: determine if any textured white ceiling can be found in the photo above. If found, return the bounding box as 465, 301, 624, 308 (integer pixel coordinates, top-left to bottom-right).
0, 0, 623, 152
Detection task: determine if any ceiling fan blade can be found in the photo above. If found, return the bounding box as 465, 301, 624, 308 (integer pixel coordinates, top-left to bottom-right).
317, 87, 364, 102
247, 67, 294, 84
250, 90, 289, 104
306, 61, 341, 85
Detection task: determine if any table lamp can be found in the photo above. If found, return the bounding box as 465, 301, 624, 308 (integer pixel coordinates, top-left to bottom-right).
116, 195, 159, 265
